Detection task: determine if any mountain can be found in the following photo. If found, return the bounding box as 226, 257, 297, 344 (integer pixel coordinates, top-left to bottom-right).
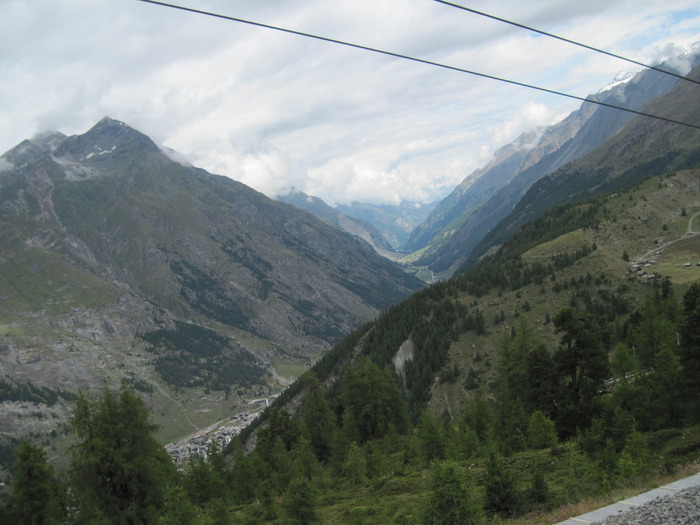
238, 54, 700, 454
463, 60, 700, 270
276, 191, 398, 258
4, 60, 699, 525
4, 71, 700, 525
409, 49, 700, 275
336, 200, 438, 250
0, 117, 423, 444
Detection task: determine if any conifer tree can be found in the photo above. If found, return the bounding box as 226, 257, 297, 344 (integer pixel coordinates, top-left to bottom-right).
340, 356, 408, 443
182, 445, 229, 507
291, 437, 321, 483
527, 466, 550, 509
422, 460, 482, 525
3, 440, 65, 525
528, 410, 557, 449
282, 477, 319, 524
525, 344, 558, 417
256, 407, 300, 458
69, 385, 176, 524
462, 394, 491, 443
483, 452, 521, 517
680, 283, 700, 420
342, 442, 368, 485
301, 372, 336, 462
417, 411, 447, 465
230, 439, 260, 504
157, 485, 196, 525
552, 308, 609, 438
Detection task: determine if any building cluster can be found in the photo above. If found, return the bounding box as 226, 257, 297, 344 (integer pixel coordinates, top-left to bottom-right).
166, 399, 270, 465
629, 259, 660, 280
629, 250, 699, 280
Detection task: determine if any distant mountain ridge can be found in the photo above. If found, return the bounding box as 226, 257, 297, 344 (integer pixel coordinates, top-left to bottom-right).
0, 117, 422, 442
336, 200, 437, 250
408, 48, 700, 275
277, 191, 437, 254
464, 60, 700, 269
276, 191, 398, 258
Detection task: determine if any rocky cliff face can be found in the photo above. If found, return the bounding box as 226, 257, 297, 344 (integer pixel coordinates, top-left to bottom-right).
0, 117, 422, 446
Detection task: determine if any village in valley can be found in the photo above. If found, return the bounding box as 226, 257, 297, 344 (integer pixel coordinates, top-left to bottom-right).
166, 397, 272, 465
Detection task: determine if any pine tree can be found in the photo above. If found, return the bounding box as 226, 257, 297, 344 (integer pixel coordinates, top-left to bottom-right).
342, 442, 368, 485
417, 411, 447, 465
301, 372, 336, 462
617, 430, 650, 483
552, 308, 609, 439
257, 407, 300, 459
282, 477, 319, 524
462, 394, 491, 443
680, 283, 700, 421
422, 460, 482, 525
340, 356, 408, 443
69, 386, 176, 524
483, 452, 521, 517
230, 439, 260, 504
527, 466, 550, 509
525, 344, 558, 417
157, 485, 197, 525
528, 410, 557, 449
182, 445, 229, 507
3, 441, 65, 525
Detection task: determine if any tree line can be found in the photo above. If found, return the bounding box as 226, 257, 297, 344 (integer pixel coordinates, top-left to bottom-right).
3, 280, 699, 523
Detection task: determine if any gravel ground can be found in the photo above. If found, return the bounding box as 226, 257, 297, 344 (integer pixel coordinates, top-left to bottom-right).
592, 485, 700, 524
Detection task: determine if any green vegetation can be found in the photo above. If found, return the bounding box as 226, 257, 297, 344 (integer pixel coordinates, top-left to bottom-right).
3, 171, 700, 523
169, 259, 253, 330
3, 282, 699, 523
1, 441, 65, 524
141, 321, 266, 391
0, 380, 74, 406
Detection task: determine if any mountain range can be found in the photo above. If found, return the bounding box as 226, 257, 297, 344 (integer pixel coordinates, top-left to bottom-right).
237, 56, 700, 459
1, 45, 700, 457
0, 117, 422, 444
397, 48, 700, 275
276, 192, 398, 258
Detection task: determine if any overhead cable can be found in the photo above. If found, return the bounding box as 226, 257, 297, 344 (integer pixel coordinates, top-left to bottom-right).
137, 0, 700, 131
434, 0, 700, 87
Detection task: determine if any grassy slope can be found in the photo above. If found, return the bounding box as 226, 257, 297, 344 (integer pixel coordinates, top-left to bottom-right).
429, 168, 700, 420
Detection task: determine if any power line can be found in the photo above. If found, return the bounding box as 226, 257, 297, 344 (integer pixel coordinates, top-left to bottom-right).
434, 0, 700, 87
137, 0, 700, 131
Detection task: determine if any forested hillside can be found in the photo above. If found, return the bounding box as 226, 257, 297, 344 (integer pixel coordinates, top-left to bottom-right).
3, 169, 698, 524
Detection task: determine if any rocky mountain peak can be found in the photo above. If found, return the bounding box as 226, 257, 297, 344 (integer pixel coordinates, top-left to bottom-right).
52, 116, 158, 163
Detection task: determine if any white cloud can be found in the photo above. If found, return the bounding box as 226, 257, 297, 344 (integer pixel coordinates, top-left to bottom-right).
0, 158, 14, 172
0, 0, 698, 206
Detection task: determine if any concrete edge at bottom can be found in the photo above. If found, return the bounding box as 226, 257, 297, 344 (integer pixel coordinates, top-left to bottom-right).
552, 471, 700, 525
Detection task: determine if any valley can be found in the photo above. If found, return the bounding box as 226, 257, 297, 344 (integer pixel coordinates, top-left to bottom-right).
0, 117, 423, 467
1, 48, 700, 524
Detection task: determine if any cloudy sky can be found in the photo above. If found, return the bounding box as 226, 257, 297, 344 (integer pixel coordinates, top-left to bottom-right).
1, 1, 699, 206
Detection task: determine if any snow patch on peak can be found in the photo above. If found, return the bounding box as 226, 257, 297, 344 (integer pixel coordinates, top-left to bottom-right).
83, 145, 116, 161
598, 71, 636, 94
